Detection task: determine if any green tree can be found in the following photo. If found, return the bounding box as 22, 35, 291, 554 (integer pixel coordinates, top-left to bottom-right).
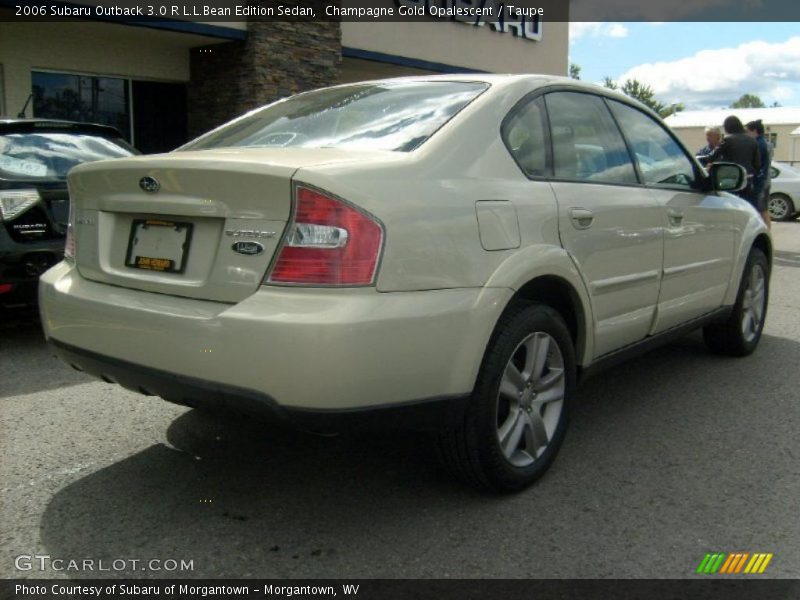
731, 94, 766, 108
603, 77, 685, 117
660, 103, 685, 118
603, 76, 683, 118
569, 63, 581, 80
620, 79, 665, 114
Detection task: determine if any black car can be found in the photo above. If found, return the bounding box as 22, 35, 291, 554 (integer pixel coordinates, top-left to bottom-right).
0, 119, 136, 308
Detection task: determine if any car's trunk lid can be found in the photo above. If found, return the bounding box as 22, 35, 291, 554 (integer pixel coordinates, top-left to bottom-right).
68, 148, 371, 303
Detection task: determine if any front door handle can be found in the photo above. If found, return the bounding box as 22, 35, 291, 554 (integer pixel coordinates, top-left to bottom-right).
667, 209, 684, 226
570, 208, 594, 230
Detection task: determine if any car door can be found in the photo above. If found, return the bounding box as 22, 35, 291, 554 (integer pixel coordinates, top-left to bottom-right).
606, 99, 736, 333
543, 91, 665, 358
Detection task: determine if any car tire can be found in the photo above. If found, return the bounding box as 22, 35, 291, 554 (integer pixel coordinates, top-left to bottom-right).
703, 248, 769, 357
768, 194, 795, 222
436, 301, 576, 493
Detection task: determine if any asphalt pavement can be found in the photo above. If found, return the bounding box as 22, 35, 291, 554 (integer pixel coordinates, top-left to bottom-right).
1, 223, 798, 579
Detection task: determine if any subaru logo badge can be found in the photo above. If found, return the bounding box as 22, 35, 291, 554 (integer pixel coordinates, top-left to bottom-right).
139, 176, 160, 193
232, 241, 264, 256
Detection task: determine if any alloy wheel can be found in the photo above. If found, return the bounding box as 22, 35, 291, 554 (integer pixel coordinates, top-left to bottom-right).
496, 332, 565, 468
741, 263, 767, 343
768, 196, 791, 221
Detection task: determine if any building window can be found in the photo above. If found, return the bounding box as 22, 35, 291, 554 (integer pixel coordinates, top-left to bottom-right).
31, 71, 131, 140
769, 132, 778, 148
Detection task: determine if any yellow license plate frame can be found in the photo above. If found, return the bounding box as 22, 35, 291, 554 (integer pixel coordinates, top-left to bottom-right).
124, 219, 193, 273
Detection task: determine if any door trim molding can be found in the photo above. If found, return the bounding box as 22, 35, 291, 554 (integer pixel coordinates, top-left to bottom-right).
591, 270, 661, 294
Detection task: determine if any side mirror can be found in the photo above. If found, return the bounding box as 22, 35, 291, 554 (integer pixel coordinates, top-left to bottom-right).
708, 162, 747, 192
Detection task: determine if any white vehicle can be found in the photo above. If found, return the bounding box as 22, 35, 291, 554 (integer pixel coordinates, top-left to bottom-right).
39, 76, 771, 492
769, 161, 800, 221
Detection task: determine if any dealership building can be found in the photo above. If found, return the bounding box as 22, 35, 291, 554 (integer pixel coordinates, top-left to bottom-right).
0, 7, 569, 153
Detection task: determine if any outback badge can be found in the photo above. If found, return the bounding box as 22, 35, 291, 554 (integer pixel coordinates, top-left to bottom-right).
232, 241, 264, 256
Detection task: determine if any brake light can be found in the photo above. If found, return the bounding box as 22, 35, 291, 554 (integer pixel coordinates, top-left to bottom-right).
267, 186, 383, 286
64, 200, 76, 262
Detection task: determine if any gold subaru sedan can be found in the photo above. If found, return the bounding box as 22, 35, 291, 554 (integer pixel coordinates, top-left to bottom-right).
40, 76, 771, 492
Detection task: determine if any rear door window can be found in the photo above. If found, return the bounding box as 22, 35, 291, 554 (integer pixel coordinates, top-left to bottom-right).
544, 92, 637, 185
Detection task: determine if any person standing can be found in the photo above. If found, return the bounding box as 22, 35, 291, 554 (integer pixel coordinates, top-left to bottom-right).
699, 116, 761, 207
746, 119, 772, 229
697, 125, 723, 158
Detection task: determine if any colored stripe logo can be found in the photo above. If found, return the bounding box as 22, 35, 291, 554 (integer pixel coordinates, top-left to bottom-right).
697, 552, 773, 574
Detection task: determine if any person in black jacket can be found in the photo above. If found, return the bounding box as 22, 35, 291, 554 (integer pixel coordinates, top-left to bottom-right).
699, 116, 761, 207
746, 119, 772, 228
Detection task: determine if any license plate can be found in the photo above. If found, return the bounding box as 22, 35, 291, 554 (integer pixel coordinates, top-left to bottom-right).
125, 219, 193, 273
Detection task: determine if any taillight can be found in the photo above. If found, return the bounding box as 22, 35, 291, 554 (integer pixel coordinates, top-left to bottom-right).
64, 200, 76, 262
267, 186, 383, 286
0, 189, 40, 221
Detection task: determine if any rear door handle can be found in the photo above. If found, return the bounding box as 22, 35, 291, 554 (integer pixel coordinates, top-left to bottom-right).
667, 209, 684, 226
570, 208, 594, 230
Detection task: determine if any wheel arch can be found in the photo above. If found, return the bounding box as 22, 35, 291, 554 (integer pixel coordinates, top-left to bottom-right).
482, 245, 595, 366
724, 223, 773, 306
752, 232, 772, 266
510, 276, 587, 361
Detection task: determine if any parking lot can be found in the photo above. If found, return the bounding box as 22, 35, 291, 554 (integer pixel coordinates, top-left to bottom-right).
1, 222, 798, 580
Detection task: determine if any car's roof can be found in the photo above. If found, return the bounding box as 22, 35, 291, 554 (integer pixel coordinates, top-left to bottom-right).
341, 73, 591, 89
364, 73, 557, 84
332, 73, 646, 110
0, 118, 124, 138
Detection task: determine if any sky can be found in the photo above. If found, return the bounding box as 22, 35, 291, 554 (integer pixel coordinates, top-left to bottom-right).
568, 22, 800, 110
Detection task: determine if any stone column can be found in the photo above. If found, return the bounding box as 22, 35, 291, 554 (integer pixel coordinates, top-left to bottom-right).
188, 19, 341, 138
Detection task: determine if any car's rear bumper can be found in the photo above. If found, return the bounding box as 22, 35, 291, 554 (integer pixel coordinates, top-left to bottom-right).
40, 261, 510, 417
50, 338, 469, 432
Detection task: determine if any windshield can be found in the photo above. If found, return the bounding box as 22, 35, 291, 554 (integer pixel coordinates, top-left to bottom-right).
0, 132, 136, 180
183, 81, 489, 153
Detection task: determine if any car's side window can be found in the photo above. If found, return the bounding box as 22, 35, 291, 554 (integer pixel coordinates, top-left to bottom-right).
607, 99, 697, 189
502, 96, 549, 178
544, 91, 637, 185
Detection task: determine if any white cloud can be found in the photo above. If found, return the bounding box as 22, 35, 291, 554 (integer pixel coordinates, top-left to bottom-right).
616, 36, 800, 108
570, 22, 629, 43
608, 23, 629, 38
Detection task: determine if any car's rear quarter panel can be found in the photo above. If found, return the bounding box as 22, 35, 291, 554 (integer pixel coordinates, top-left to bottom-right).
297, 79, 562, 293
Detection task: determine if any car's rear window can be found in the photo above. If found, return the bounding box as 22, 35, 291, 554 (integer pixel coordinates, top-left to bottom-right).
182, 81, 489, 153
0, 132, 135, 180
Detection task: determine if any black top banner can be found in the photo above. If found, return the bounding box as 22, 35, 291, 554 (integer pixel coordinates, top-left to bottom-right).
3, 0, 800, 22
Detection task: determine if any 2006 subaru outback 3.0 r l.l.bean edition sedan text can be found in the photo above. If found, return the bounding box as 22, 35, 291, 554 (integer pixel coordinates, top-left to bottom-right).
39, 75, 771, 492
